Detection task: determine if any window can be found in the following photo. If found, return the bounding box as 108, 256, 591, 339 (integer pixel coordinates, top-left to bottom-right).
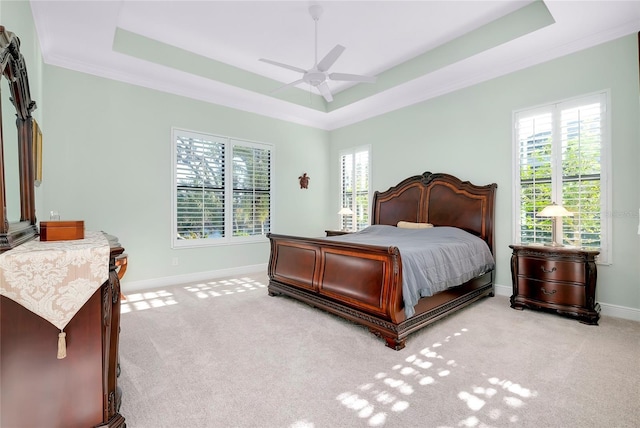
513, 92, 610, 263
172, 128, 272, 247
340, 146, 370, 231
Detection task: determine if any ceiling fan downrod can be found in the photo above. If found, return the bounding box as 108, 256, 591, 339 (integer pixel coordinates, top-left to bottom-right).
309, 5, 323, 67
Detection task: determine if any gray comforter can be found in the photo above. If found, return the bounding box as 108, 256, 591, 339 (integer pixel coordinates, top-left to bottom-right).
325, 225, 495, 318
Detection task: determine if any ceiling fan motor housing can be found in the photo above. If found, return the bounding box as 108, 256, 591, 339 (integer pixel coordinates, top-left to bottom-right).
303, 70, 326, 86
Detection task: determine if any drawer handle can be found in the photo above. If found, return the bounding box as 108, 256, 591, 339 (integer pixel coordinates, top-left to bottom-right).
540, 266, 556, 273
541, 287, 557, 295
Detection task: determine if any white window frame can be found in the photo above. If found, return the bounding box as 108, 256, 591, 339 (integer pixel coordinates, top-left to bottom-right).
171, 128, 274, 248
512, 91, 611, 264
339, 145, 371, 231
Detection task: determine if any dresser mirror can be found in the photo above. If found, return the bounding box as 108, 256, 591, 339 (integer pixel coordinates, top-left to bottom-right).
0, 26, 38, 251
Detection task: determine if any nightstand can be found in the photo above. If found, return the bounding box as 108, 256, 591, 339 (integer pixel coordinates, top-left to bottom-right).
325, 230, 351, 237
509, 244, 600, 324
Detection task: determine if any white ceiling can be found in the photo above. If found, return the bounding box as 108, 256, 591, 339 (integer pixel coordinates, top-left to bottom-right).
30, 0, 640, 130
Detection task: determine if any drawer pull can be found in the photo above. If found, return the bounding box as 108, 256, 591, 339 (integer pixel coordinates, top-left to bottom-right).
541, 287, 557, 295
540, 266, 557, 273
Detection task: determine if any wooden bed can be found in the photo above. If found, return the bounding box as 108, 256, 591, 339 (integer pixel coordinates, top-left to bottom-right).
267, 172, 497, 350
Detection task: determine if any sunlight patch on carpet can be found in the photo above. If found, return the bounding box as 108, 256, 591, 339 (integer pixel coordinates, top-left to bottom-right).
183, 277, 267, 298
456, 375, 538, 425
332, 326, 539, 426
121, 290, 177, 313
334, 327, 469, 426
289, 419, 315, 428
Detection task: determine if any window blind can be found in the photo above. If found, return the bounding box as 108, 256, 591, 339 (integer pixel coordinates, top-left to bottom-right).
175, 134, 225, 240
232, 143, 271, 237
173, 129, 273, 247
514, 93, 608, 260
340, 146, 370, 231
340, 153, 354, 231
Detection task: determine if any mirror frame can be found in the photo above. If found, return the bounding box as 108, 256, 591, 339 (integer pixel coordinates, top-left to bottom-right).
0, 26, 38, 251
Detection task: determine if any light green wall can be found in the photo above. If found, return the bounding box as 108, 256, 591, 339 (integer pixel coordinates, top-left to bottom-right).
329, 35, 640, 310
41, 66, 330, 285
4, 0, 331, 289
3, 1, 639, 311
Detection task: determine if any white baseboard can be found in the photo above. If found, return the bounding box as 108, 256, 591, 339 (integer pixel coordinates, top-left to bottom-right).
598, 302, 640, 322
122, 263, 268, 293
494, 283, 512, 297
493, 283, 640, 322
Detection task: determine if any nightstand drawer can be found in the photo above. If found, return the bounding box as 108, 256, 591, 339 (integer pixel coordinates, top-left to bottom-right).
517, 278, 586, 307
518, 257, 585, 284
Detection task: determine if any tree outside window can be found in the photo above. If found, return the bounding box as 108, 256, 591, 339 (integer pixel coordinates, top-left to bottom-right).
513, 92, 610, 262
173, 129, 272, 247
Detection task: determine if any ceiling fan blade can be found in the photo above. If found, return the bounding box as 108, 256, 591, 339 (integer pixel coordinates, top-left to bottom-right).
259, 58, 307, 74
329, 72, 377, 83
271, 79, 304, 94
317, 44, 345, 72
317, 81, 333, 102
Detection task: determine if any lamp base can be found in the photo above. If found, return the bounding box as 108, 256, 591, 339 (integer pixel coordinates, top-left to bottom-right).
545, 218, 564, 247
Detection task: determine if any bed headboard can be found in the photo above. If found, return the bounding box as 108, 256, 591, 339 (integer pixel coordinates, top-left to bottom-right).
371, 172, 497, 253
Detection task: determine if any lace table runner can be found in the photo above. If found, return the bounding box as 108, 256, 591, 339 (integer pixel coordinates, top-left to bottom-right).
0, 231, 110, 358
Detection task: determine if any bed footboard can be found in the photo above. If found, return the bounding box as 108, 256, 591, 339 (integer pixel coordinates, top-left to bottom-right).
268, 234, 405, 322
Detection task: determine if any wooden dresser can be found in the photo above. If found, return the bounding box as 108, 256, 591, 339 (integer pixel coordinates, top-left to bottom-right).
509, 244, 600, 324
0, 234, 127, 427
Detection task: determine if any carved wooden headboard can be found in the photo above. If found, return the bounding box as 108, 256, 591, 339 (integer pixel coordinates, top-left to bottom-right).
371, 172, 497, 253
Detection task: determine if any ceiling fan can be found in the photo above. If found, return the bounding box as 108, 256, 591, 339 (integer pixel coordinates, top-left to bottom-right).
259, 4, 377, 102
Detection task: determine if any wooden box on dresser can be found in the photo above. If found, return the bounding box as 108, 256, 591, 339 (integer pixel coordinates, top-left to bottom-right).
0, 234, 127, 428
509, 244, 600, 325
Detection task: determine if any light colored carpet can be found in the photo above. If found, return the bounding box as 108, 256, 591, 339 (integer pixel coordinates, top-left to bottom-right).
118, 272, 639, 427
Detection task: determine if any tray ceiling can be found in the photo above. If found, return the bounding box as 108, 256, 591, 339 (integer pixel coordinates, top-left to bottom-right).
31, 0, 640, 130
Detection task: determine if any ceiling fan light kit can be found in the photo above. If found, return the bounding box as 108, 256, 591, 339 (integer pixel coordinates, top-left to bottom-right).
259, 5, 377, 102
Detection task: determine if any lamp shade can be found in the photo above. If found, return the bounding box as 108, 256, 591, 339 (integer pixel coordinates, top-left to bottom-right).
338, 207, 353, 215
536, 202, 572, 247
537, 202, 573, 217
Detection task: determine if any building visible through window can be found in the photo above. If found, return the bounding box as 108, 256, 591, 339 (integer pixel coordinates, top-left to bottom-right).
513, 92, 610, 263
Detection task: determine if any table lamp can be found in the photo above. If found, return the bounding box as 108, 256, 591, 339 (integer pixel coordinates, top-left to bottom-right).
338, 207, 353, 231
536, 202, 573, 247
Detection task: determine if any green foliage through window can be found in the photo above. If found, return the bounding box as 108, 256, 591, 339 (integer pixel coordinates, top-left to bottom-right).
173, 129, 272, 246
514, 93, 608, 258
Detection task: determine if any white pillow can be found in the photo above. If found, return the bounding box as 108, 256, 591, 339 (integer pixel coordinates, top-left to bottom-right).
397, 221, 433, 229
